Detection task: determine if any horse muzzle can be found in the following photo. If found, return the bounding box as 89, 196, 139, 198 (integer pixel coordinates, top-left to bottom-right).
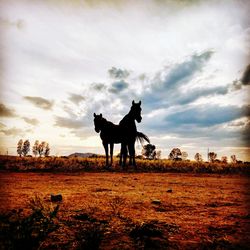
136, 116, 142, 123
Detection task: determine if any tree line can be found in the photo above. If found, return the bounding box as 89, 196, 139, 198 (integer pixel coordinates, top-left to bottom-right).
142, 143, 238, 163
15, 140, 239, 163
17, 139, 50, 157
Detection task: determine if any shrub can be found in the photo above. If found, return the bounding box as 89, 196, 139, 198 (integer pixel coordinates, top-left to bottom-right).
0, 194, 59, 249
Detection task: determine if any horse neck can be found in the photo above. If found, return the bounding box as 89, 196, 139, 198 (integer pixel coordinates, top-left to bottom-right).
99, 119, 108, 131
120, 112, 136, 129
101, 119, 115, 131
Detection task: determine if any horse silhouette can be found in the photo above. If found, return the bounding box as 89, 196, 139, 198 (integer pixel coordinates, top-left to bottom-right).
93, 100, 149, 168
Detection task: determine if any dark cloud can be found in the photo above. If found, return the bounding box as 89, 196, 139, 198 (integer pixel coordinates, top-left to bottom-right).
0, 122, 6, 129
71, 127, 94, 140
241, 64, 250, 85
228, 120, 246, 127
22, 117, 39, 126
230, 65, 250, 91
91, 83, 106, 91
0, 127, 28, 137
164, 105, 249, 128
0, 103, 16, 117
141, 50, 215, 110
109, 80, 129, 93
141, 104, 250, 142
177, 85, 228, 105
156, 50, 214, 90
0, 17, 25, 30
108, 67, 130, 79
241, 119, 250, 146
68, 93, 85, 105
231, 80, 242, 91
54, 115, 93, 140
24, 96, 54, 110
54, 116, 83, 129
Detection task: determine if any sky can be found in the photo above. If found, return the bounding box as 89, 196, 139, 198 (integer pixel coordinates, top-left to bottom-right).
0, 0, 249, 160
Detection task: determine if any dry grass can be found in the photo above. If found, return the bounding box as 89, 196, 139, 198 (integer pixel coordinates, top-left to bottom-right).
0, 172, 249, 249
0, 155, 249, 174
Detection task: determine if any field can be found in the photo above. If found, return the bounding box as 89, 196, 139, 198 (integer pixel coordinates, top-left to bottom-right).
0, 168, 249, 249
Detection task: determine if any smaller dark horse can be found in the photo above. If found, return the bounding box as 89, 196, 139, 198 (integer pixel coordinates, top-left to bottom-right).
94, 103, 149, 167
94, 113, 122, 166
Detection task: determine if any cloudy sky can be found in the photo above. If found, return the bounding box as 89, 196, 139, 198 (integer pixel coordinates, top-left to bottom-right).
0, 0, 249, 160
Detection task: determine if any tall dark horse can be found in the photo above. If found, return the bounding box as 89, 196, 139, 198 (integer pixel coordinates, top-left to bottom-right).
93, 101, 149, 167
119, 100, 145, 167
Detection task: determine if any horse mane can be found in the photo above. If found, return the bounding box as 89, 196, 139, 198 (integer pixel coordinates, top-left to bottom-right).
101, 116, 117, 129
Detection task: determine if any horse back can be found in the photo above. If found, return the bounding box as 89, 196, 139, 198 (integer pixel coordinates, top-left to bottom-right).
100, 122, 122, 143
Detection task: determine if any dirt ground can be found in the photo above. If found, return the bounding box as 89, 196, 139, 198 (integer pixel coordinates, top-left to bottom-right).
0, 172, 249, 249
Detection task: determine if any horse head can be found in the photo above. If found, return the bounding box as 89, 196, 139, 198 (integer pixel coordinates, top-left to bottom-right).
131, 100, 142, 123
93, 113, 104, 133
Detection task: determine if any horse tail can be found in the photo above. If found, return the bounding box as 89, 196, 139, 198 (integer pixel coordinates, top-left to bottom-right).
136, 131, 150, 145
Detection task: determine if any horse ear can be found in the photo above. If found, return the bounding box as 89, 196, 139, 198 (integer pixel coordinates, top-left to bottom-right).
100, 113, 102, 118
139, 100, 141, 105
94, 113, 96, 117
132, 100, 135, 105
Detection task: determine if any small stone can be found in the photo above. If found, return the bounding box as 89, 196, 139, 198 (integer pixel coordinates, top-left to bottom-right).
51, 194, 62, 202
152, 199, 161, 205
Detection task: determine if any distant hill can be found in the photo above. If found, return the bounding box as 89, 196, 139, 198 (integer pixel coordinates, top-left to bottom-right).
68, 152, 98, 158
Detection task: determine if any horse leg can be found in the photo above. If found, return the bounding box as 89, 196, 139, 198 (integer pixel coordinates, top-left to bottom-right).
119, 145, 122, 166
121, 143, 127, 169
128, 143, 133, 166
132, 142, 136, 168
110, 143, 114, 167
103, 142, 109, 167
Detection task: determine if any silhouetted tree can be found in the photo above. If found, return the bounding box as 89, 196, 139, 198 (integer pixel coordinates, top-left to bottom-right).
17, 139, 23, 157
32, 140, 39, 157
194, 153, 203, 162
169, 148, 182, 160
231, 155, 237, 164
142, 144, 156, 159
38, 141, 46, 157
221, 156, 228, 164
22, 140, 30, 156
156, 150, 161, 160
181, 151, 188, 160
208, 152, 217, 163
44, 143, 50, 157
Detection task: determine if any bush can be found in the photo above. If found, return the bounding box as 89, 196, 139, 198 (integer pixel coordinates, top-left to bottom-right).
0, 194, 59, 249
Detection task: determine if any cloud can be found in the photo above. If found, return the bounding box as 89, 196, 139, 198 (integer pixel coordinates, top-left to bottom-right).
91, 83, 106, 91
22, 117, 39, 126
0, 103, 16, 117
156, 50, 214, 90
0, 127, 27, 137
230, 64, 250, 91
241, 119, 250, 146
241, 64, 250, 85
178, 85, 229, 105
0, 123, 6, 129
109, 80, 129, 93
68, 93, 85, 105
54, 115, 93, 140
24, 96, 54, 110
0, 17, 25, 30
108, 67, 130, 79
228, 120, 246, 127
54, 116, 83, 129
141, 50, 220, 110
141, 104, 250, 142
164, 104, 249, 128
